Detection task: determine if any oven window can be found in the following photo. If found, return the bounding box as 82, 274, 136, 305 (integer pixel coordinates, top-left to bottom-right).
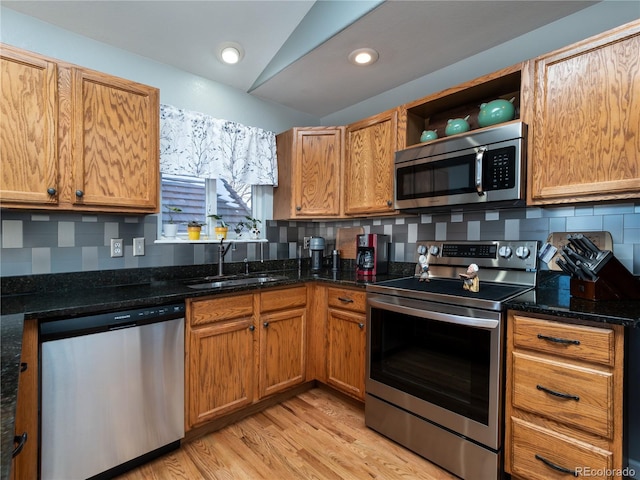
370, 306, 491, 425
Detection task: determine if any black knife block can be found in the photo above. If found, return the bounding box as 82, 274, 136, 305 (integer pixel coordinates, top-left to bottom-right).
570, 253, 640, 301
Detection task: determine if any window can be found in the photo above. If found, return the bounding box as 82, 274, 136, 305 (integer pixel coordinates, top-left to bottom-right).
159, 173, 272, 239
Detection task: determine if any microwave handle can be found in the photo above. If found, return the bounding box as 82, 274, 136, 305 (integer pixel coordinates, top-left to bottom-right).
475, 147, 486, 196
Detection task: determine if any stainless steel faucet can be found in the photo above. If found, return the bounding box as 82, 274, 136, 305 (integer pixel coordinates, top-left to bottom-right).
217, 240, 233, 276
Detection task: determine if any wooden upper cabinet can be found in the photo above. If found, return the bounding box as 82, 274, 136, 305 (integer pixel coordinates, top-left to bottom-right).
344, 108, 398, 216
69, 67, 159, 210
274, 126, 344, 219
0, 44, 59, 205
0, 43, 159, 213
528, 20, 640, 204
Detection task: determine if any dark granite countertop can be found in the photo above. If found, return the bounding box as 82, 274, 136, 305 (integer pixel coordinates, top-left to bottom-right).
2, 265, 638, 479
505, 272, 640, 327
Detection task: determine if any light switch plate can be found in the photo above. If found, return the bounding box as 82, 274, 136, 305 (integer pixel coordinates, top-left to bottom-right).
133, 237, 145, 256
110, 238, 124, 257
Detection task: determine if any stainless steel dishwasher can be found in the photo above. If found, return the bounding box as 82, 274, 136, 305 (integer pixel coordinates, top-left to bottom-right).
40, 303, 185, 480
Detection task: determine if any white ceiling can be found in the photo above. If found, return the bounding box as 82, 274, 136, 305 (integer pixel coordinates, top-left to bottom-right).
4, 0, 599, 117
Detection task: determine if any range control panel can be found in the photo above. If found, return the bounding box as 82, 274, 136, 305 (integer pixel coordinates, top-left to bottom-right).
418, 240, 539, 271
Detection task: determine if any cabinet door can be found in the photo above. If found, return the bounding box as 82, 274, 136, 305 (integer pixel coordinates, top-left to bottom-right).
187, 319, 255, 428
345, 109, 397, 215
0, 45, 58, 205
10, 319, 38, 480
293, 128, 343, 218
70, 67, 159, 211
529, 21, 640, 204
327, 308, 366, 400
259, 307, 306, 398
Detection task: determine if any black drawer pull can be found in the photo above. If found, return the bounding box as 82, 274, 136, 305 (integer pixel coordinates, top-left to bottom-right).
337, 297, 354, 303
536, 384, 580, 401
537, 333, 580, 346
535, 454, 578, 476
20, 362, 28, 373
12, 432, 27, 458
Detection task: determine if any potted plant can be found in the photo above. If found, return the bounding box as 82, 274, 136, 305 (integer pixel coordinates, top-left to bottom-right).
208, 214, 228, 240
163, 206, 182, 238
245, 216, 262, 239
187, 220, 205, 240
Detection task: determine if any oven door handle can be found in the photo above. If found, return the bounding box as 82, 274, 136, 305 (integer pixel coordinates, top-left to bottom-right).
368, 297, 499, 330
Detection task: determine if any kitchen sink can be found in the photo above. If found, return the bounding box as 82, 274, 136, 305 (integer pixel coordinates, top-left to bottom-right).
185, 274, 289, 290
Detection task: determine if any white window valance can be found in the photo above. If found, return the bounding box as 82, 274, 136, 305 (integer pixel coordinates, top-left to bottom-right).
159, 104, 278, 186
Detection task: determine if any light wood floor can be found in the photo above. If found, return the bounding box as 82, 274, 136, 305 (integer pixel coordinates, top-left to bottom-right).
116, 387, 457, 480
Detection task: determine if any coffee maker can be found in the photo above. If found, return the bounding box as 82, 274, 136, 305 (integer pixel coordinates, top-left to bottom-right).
309, 237, 325, 271
356, 234, 390, 276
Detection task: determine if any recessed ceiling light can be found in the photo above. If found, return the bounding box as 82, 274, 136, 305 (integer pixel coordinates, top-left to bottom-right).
348, 48, 379, 66
217, 42, 244, 65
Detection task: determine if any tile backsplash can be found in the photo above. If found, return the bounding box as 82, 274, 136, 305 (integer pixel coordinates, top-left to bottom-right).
1, 203, 639, 277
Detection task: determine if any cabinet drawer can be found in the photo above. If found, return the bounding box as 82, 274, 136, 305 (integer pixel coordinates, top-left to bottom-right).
327, 287, 366, 313
189, 294, 254, 326
512, 315, 615, 366
512, 352, 613, 438
260, 286, 306, 313
510, 417, 613, 480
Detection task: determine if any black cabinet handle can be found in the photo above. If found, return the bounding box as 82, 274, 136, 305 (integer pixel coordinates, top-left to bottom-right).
534, 454, 578, 476
358, 323, 364, 329
295, 205, 301, 211
386, 200, 393, 207
537, 333, 580, 346
536, 384, 580, 401
249, 325, 255, 331
20, 362, 27, 373
337, 297, 354, 303
263, 322, 269, 328
47, 187, 56, 196
12, 432, 27, 458
75, 190, 84, 198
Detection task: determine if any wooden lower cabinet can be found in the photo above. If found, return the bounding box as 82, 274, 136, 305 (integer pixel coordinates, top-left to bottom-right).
10, 319, 38, 480
325, 287, 367, 401
186, 294, 257, 429
258, 286, 307, 398
186, 286, 307, 430
505, 311, 624, 480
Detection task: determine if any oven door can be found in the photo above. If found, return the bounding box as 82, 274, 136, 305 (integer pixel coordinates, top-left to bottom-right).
366, 293, 504, 450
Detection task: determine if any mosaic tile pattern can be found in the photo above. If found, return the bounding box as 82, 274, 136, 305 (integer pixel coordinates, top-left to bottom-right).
1, 204, 639, 276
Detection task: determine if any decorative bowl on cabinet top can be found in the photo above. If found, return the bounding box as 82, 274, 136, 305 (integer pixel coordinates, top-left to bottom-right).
420, 129, 438, 142
444, 116, 470, 136
477, 97, 515, 127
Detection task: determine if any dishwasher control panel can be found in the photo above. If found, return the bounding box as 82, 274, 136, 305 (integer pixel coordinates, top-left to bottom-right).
40, 303, 185, 341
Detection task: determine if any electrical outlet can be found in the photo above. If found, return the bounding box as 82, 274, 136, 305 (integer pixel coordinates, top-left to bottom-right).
303, 236, 311, 249
133, 237, 145, 256
110, 238, 124, 258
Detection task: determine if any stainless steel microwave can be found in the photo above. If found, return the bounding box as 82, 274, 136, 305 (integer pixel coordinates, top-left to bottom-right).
394, 121, 527, 210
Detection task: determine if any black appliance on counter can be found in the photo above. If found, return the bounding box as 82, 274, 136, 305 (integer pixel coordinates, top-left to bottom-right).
356, 234, 389, 276
365, 240, 538, 480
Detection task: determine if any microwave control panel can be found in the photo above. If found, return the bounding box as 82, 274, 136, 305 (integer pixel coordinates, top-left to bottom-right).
484, 146, 516, 191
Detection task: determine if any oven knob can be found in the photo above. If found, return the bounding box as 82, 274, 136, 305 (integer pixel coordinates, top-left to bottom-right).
429, 245, 440, 256
499, 246, 512, 258
417, 245, 427, 255
515, 246, 530, 259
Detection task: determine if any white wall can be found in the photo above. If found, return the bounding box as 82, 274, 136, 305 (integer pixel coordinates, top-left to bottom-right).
322, 1, 640, 125
0, 7, 319, 133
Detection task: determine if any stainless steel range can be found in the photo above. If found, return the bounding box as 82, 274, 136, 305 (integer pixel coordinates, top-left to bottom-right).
365, 240, 538, 480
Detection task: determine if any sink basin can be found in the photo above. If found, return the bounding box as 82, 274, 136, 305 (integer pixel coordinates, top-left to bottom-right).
186, 275, 289, 290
